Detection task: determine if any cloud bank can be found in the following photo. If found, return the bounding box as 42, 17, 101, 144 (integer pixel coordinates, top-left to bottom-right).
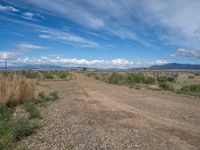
174, 48, 200, 59
17, 43, 45, 49
0, 4, 19, 12
38, 29, 98, 48
0, 56, 168, 68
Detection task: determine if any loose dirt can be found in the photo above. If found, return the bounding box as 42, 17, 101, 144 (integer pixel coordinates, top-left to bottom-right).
18, 73, 200, 150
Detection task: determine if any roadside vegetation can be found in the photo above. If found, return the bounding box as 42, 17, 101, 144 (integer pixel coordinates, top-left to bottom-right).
1, 70, 72, 81
84, 71, 200, 98
176, 84, 200, 97
0, 74, 60, 149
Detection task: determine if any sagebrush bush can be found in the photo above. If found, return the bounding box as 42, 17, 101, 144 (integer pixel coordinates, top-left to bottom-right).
0, 120, 13, 149
57, 71, 71, 79
38, 91, 47, 100
108, 72, 123, 84
0, 106, 12, 121
177, 84, 200, 97
40, 71, 54, 79
12, 117, 38, 141
188, 75, 195, 79
37, 91, 59, 103
49, 91, 59, 101
144, 76, 155, 84
194, 72, 200, 76
126, 73, 146, 85
0, 116, 38, 149
157, 76, 168, 82
159, 81, 174, 91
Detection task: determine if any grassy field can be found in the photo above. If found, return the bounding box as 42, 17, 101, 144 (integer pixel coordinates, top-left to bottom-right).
84, 71, 200, 97
0, 70, 68, 149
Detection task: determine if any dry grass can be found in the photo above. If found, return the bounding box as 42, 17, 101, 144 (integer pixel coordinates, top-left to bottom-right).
0, 77, 35, 106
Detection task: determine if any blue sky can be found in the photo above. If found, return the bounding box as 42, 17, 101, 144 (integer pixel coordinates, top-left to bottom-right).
0, 0, 200, 68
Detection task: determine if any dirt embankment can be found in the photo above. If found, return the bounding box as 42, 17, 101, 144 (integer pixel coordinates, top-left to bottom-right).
19, 73, 200, 150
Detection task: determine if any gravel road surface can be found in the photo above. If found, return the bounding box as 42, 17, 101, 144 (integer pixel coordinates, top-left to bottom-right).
18, 73, 200, 150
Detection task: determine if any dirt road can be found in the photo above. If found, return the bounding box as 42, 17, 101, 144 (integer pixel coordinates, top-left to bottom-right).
19, 73, 200, 150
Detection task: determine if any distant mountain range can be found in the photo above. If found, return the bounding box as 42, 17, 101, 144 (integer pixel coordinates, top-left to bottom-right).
0, 65, 99, 71
149, 63, 200, 70
0, 65, 68, 70
0, 63, 200, 71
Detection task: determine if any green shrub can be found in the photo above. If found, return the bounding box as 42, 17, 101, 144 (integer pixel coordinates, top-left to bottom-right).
26, 71, 41, 79
38, 91, 47, 100
0, 106, 12, 121
12, 117, 37, 141
0, 116, 38, 149
188, 75, 195, 79
144, 76, 155, 84
49, 91, 59, 101
85, 72, 92, 77
40, 71, 54, 79
157, 76, 168, 82
108, 72, 123, 84
57, 71, 71, 80
194, 72, 200, 76
37, 91, 59, 103
86, 72, 100, 80
159, 81, 173, 91
177, 84, 200, 97
24, 101, 41, 119
59, 73, 67, 79
182, 84, 200, 92
5, 96, 19, 108
45, 74, 54, 79
0, 120, 13, 149
134, 85, 141, 90
36, 92, 51, 106
167, 76, 176, 82
126, 73, 145, 84
94, 75, 100, 80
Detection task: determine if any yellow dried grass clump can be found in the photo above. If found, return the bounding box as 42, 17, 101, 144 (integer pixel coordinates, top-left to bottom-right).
0, 77, 35, 106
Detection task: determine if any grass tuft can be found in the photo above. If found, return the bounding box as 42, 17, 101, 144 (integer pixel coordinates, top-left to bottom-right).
12, 117, 38, 141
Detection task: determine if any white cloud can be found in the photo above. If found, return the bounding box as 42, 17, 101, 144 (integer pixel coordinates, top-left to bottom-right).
23, 12, 36, 20
17, 43, 45, 49
0, 51, 16, 59
174, 48, 200, 59
136, 0, 200, 48
0, 43, 45, 59
111, 59, 134, 66
4, 56, 168, 68
23, 12, 34, 18
0, 4, 19, 12
22, 12, 44, 21
0, 50, 27, 59
38, 29, 99, 48
154, 60, 169, 65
